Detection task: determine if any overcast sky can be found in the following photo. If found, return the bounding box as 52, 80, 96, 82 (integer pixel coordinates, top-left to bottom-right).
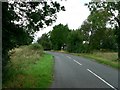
34, 0, 91, 42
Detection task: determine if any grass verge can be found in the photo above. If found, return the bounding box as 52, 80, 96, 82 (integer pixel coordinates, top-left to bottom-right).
72, 52, 119, 70
54, 50, 119, 70
3, 45, 54, 88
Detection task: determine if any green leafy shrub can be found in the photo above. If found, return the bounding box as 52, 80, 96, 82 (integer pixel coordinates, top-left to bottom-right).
29, 43, 43, 50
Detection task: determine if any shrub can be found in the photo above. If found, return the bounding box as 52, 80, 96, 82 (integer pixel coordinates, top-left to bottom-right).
29, 43, 43, 50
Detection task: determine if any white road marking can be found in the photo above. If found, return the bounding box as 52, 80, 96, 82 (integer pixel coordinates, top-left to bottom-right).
73, 59, 82, 65
67, 56, 72, 59
87, 69, 117, 90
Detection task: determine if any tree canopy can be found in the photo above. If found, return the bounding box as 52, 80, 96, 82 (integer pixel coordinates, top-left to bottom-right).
50, 24, 70, 50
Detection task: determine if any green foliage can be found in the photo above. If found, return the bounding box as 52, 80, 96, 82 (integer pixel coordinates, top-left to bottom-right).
3, 45, 43, 83
37, 33, 52, 50
2, 3, 34, 74
100, 28, 117, 51
29, 43, 43, 51
50, 24, 70, 50
85, 1, 120, 59
2, 1, 65, 76
87, 10, 112, 50
3, 46, 54, 88
88, 10, 111, 28
79, 5, 117, 52
40, 17, 117, 53
65, 8, 117, 53
67, 30, 84, 53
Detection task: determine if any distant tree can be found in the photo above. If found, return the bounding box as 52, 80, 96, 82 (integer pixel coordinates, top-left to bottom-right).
50, 24, 70, 50
67, 30, 85, 53
37, 33, 52, 50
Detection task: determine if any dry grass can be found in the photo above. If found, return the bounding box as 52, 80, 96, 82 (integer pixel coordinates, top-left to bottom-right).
76, 52, 119, 69
92, 52, 118, 61
3, 45, 54, 88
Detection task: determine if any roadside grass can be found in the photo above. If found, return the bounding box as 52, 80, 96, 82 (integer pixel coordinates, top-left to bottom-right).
54, 50, 119, 69
3, 45, 54, 88
72, 52, 119, 69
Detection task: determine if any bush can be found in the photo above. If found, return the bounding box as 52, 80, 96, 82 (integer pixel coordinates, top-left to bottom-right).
29, 43, 43, 50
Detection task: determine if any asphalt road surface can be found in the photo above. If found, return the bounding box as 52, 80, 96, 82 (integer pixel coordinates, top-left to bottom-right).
46, 51, 119, 89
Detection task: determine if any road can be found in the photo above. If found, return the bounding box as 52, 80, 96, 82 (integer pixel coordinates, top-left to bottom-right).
46, 51, 119, 89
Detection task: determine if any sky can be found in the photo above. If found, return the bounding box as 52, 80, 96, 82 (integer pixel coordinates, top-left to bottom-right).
33, 0, 91, 42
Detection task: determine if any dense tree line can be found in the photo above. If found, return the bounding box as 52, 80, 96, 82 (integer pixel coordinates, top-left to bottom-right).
37, 24, 70, 50
38, 22, 117, 52
38, 9, 118, 55
38, 1, 119, 60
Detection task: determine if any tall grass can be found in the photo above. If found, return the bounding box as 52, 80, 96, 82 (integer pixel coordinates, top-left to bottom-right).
74, 52, 119, 69
3, 44, 54, 88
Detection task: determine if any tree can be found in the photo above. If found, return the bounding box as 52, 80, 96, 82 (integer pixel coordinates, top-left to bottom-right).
2, 1, 65, 81
37, 33, 52, 50
85, 1, 120, 59
50, 24, 70, 50
80, 20, 93, 52
67, 30, 85, 53
80, 9, 117, 52
88, 9, 111, 50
